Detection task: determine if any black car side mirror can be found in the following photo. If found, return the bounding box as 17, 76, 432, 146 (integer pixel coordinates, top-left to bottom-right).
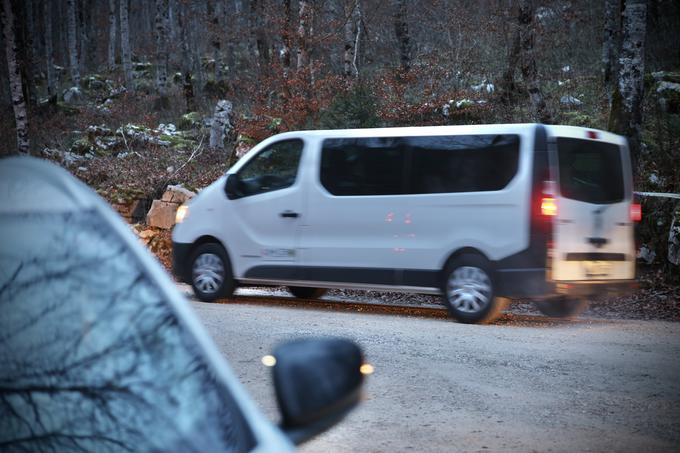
271, 338, 366, 445
224, 173, 241, 199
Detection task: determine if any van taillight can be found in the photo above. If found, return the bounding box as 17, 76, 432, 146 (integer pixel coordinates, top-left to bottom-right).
630, 203, 642, 222
541, 197, 557, 217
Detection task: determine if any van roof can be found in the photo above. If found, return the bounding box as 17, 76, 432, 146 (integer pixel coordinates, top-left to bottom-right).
264, 123, 625, 144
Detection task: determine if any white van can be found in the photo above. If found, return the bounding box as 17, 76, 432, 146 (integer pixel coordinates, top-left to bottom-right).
172, 124, 639, 323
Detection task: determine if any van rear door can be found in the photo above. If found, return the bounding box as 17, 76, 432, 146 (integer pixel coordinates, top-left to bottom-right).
547, 127, 635, 284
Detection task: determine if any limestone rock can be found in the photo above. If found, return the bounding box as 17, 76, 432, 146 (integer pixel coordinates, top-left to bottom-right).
560, 95, 583, 106
146, 200, 178, 229
161, 184, 196, 204
209, 100, 234, 150
63, 86, 83, 104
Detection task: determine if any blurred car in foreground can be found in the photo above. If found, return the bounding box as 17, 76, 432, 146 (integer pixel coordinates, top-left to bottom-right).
0, 157, 366, 452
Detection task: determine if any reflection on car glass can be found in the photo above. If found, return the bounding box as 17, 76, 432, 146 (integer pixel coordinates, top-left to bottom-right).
0, 210, 254, 452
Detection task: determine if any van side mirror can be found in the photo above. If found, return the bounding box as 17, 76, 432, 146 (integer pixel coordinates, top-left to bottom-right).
224, 173, 241, 199
271, 338, 366, 445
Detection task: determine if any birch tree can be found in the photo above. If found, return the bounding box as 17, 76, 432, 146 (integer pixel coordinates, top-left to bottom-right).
108, 0, 117, 69
518, 0, 552, 124
66, 0, 80, 85
609, 0, 647, 169
343, 0, 361, 78
120, 0, 133, 87
1, 0, 30, 154
43, 0, 56, 102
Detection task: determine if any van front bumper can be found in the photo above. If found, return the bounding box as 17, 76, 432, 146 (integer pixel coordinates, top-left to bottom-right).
172, 241, 192, 284
552, 279, 638, 297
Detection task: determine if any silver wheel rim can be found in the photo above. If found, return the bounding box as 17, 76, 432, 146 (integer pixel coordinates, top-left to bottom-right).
447, 266, 492, 313
192, 253, 225, 294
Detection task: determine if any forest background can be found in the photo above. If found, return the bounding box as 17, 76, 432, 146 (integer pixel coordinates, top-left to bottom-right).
0, 0, 679, 277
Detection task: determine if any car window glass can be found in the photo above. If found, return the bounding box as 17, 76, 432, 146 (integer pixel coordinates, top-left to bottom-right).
0, 210, 255, 452
237, 139, 304, 197
320, 137, 405, 196
408, 134, 520, 194
556, 137, 624, 204
320, 135, 519, 196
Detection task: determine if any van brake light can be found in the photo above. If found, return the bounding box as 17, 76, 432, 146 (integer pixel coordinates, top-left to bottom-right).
541, 197, 558, 217
630, 203, 642, 222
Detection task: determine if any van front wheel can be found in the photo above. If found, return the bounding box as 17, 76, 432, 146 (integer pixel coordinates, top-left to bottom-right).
441, 255, 505, 324
534, 297, 588, 318
288, 286, 327, 299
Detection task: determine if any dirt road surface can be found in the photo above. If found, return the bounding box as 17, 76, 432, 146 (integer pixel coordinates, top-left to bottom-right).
191, 293, 680, 452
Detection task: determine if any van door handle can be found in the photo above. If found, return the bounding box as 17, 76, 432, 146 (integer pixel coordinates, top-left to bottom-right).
280, 211, 300, 218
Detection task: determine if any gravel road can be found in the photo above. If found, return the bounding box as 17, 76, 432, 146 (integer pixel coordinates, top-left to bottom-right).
190, 292, 680, 453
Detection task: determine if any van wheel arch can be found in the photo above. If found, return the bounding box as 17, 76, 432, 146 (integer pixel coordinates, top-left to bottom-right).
191, 235, 233, 267
441, 248, 494, 277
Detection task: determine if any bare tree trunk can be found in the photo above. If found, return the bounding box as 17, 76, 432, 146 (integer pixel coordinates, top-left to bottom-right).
518, 0, 552, 124
43, 0, 56, 102
22, 0, 37, 105
281, 0, 291, 75
77, 0, 88, 75
609, 0, 647, 170
154, 0, 169, 108
178, 0, 195, 112
189, 2, 204, 95
352, 0, 362, 78
108, 0, 117, 70
343, 0, 361, 78
120, 0, 133, 87
297, 0, 310, 70
2, 0, 30, 154
209, 0, 224, 81
66, 0, 80, 85
250, 0, 269, 71
602, 0, 620, 98
500, 22, 521, 105
393, 0, 410, 72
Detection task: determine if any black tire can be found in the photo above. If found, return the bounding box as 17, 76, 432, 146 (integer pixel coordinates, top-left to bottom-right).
288, 286, 328, 299
441, 254, 506, 324
534, 297, 588, 318
190, 243, 235, 302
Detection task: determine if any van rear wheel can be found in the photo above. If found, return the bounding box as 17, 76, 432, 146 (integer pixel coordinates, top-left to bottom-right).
190, 243, 235, 302
534, 296, 588, 318
288, 286, 327, 299
441, 254, 506, 324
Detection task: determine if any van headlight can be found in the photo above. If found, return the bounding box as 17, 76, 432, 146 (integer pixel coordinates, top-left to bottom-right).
175, 204, 189, 224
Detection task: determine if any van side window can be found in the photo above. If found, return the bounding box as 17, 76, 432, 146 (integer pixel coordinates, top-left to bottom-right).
320, 138, 405, 196
409, 134, 520, 193
320, 135, 520, 196
237, 139, 303, 197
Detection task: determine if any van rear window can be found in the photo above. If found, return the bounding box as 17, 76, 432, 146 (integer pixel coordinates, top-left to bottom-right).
556, 138, 624, 204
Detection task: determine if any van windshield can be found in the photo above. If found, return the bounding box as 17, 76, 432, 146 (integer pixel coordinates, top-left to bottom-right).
556, 138, 624, 204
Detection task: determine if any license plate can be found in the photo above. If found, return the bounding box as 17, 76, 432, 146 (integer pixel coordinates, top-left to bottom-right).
583, 261, 611, 278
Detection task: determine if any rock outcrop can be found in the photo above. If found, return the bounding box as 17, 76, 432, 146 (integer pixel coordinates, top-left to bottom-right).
146, 185, 196, 229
